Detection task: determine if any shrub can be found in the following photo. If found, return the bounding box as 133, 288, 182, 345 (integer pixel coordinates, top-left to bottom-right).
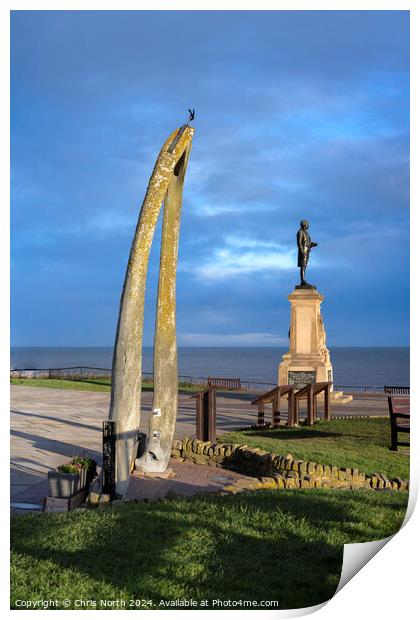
71, 456, 95, 472
57, 463, 80, 474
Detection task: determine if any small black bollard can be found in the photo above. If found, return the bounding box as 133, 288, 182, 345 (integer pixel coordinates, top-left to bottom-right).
102, 421, 116, 499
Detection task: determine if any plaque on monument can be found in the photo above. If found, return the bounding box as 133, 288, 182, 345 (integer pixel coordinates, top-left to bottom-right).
288, 371, 317, 389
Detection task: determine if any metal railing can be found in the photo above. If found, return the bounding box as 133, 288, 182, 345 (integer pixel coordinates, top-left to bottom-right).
10, 366, 152, 382
10, 366, 405, 394
384, 385, 410, 395
10, 366, 113, 380
334, 384, 388, 393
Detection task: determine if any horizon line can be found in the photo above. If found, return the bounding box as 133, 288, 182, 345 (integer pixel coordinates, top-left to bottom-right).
11, 344, 410, 349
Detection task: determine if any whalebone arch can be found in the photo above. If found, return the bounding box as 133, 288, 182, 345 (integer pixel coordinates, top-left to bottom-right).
109, 125, 194, 497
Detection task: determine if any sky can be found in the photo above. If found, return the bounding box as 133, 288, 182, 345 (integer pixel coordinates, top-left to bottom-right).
10, 10, 409, 347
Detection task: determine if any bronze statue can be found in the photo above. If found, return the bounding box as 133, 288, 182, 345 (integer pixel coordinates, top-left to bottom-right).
297, 220, 317, 287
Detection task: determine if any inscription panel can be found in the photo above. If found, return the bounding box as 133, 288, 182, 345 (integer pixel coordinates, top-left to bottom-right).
295, 306, 312, 354
288, 371, 316, 389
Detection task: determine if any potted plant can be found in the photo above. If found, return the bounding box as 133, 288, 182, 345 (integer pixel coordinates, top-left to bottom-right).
72, 456, 97, 488
48, 456, 97, 498
48, 463, 81, 498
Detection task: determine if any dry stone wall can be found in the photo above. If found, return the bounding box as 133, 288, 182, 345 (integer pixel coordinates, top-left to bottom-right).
171, 439, 409, 492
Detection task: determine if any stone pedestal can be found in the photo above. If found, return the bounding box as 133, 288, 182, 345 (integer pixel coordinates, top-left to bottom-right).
278, 287, 352, 403
278, 287, 333, 388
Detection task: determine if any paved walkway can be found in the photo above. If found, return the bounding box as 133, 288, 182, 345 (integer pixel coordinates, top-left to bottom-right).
10, 386, 388, 507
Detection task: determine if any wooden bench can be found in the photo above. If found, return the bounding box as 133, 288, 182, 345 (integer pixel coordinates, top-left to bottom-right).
384, 386, 410, 395
252, 386, 295, 428
207, 377, 241, 390
388, 396, 410, 451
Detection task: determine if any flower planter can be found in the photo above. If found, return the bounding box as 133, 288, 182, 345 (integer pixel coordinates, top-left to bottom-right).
48, 458, 97, 499
78, 467, 87, 491
48, 471, 81, 498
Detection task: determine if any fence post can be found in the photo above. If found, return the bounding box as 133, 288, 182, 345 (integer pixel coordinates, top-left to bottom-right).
287, 389, 295, 426
203, 390, 210, 439
324, 384, 331, 421
258, 401, 265, 427
272, 389, 280, 429
208, 386, 217, 443
307, 386, 314, 425
194, 388, 216, 442
195, 394, 205, 441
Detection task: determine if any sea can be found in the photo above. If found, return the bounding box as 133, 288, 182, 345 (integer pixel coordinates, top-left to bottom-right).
10, 346, 410, 390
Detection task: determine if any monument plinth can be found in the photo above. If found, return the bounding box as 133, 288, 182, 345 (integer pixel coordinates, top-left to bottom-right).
278, 286, 332, 388
278, 286, 352, 403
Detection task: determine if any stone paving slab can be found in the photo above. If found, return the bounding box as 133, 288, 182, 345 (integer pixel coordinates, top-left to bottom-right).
114, 459, 254, 502
10, 385, 388, 506
11, 460, 256, 510
12, 479, 50, 505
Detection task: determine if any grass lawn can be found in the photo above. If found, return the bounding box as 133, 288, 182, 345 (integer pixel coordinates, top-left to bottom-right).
11, 489, 407, 610
10, 377, 204, 394
219, 418, 409, 481
11, 378, 114, 392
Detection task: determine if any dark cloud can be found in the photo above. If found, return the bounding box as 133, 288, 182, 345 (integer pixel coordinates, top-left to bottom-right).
11, 10, 409, 346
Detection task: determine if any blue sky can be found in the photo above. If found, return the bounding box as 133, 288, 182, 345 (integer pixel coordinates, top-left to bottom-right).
11, 10, 409, 347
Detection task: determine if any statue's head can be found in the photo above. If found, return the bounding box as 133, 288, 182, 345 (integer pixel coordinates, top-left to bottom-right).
300, 219, 309, 229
